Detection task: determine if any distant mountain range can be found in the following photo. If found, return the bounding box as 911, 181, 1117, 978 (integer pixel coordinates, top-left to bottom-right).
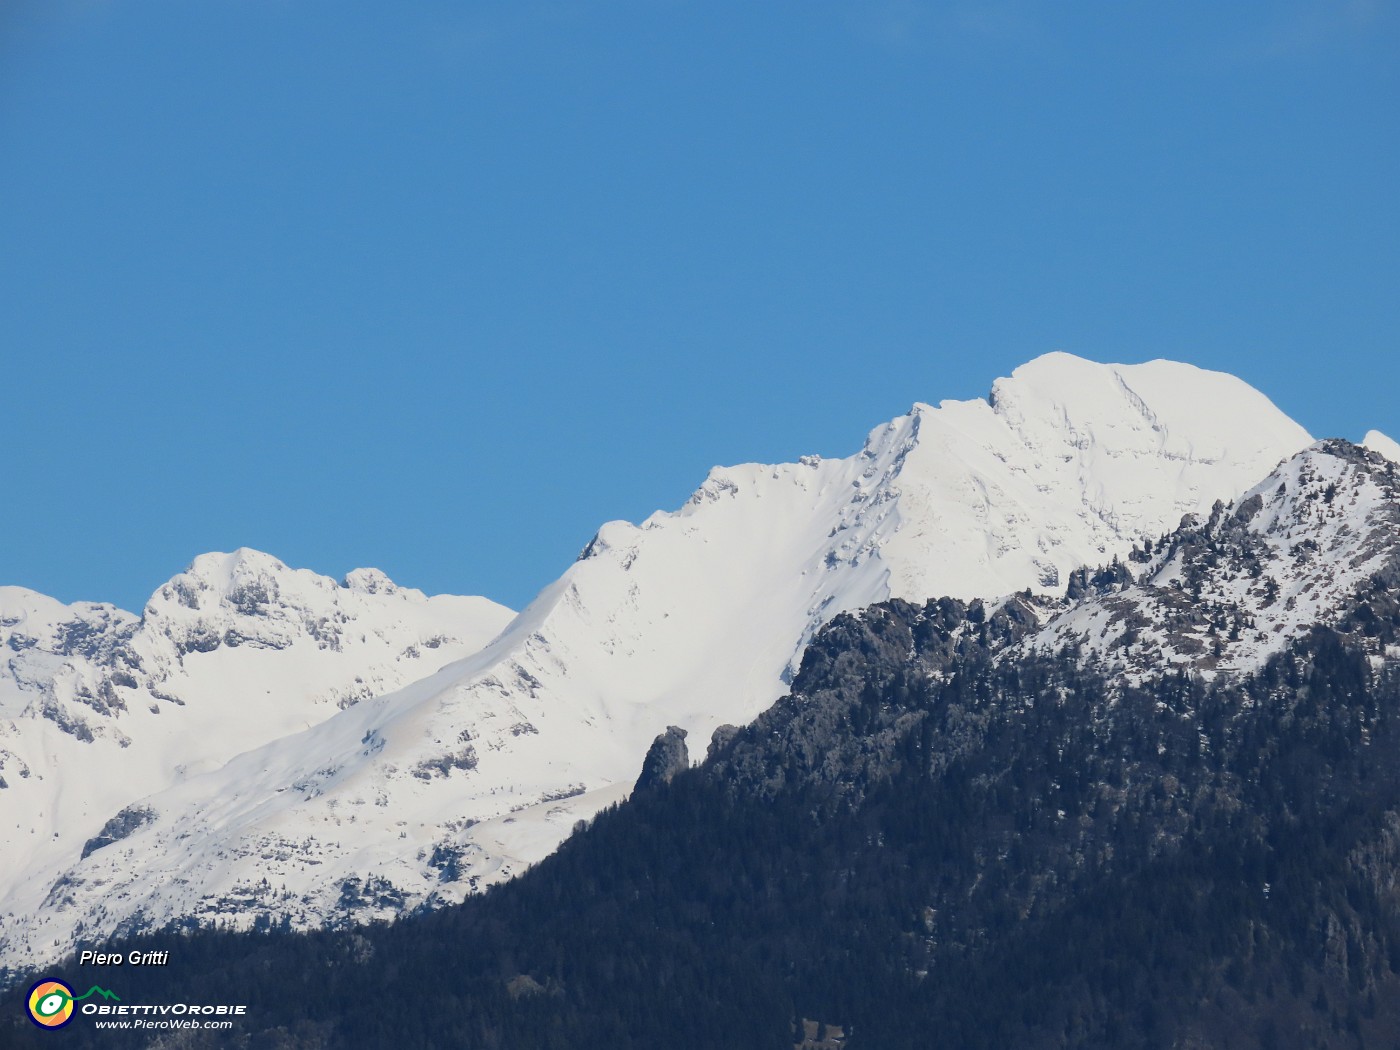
9, 436, 1400, 1049
4, 352, 1389, 984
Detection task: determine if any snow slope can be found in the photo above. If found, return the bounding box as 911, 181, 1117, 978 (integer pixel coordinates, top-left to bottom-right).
0, 353, 1314, 974
1364, 430, 1400, 463
0, 552, 512, 972
1019, 440, 1400, 681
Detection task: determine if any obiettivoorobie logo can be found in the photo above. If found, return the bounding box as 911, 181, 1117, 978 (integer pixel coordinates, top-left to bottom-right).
27, 979, 120, 1030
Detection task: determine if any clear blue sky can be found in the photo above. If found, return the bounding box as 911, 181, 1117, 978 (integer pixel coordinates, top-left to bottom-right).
3, 1, 1397, 613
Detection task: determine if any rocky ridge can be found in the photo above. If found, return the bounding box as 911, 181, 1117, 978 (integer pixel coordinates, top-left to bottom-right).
0, 354, 1326, 976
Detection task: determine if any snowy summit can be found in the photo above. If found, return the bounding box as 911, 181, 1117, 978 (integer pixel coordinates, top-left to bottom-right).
0, 353, 1347, 976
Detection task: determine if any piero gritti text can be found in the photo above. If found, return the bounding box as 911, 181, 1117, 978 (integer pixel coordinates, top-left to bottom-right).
79, 949, 171, 967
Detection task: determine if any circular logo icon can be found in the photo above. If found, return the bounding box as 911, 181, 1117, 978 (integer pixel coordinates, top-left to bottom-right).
27, 979, 76, 1029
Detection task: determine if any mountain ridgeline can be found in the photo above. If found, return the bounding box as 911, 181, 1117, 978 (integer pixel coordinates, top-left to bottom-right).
9, 440, 1400, 1049
0, 352, 1320, 976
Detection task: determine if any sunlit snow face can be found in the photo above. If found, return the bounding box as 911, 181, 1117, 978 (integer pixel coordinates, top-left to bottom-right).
0, 355, 1324, 984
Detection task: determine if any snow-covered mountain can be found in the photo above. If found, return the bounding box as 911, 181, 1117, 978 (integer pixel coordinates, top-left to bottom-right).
0, 552, 512, 971
1365, 429, 1400, 463
1019, 439, 1400, 681
0, 352, 1319, 975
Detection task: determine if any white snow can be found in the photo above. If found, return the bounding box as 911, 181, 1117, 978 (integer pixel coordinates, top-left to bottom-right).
0, 353, 1317, 974
0, 552, 512, 971
1020, 441, 1400, 681
1364, 430, 1400, 463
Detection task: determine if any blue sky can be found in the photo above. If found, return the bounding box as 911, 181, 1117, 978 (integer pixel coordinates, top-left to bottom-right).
3, 0, 1397, 612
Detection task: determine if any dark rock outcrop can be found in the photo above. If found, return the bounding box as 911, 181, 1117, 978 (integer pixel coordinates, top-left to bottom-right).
80, 805, 156, 860
634, 725, 688, 791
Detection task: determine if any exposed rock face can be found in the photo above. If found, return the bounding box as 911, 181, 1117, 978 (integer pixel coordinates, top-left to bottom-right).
708, 594, 1046, 808
706, 724, 740, 761
1020, 440, 1400, 682
0, 355, 1335, 978
80, 806, 156, 861
634, 726, 689, 791
25, 441, 1400, 1049
0, 551, 513, 978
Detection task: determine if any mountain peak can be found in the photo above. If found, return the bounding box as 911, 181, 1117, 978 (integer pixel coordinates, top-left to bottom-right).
867, 355, 1312, 605
990, 353, 1311, 458
341, 567, 400, 595
0, 353, 1341, 978
1023, 438, 1400, 681
1364, 429, 1400, 463
183, 547, 288, 582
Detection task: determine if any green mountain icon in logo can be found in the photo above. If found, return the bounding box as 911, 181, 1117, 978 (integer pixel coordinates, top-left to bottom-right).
73, 986, 121, 1003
